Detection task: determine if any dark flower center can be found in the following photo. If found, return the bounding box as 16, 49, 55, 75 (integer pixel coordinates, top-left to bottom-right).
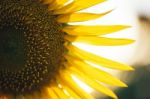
0, 0, 66, 96
0, 24, 26, 71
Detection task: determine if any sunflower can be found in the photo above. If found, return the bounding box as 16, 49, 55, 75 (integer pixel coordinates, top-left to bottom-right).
0, 0, 134, 99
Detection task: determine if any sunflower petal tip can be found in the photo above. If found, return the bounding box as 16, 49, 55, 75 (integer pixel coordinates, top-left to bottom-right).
121, 83, 128, 87
116, 25, 132, 31
125, 66, 134, 71
112, 94, 118, 99
124, 25, 132, 29
125, 39, 135, 45
107, 9, 114, 13
130, 39, 135, 42
127, 65, 134, 70
129, 67, 135, 71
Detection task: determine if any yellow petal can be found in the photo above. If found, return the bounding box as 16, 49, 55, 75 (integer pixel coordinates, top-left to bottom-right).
65, 55, 127, 87
54, 0, 106, 14
65, 35, 134, 46
48, 0, 68, 10
69, 67, 118, 99
41, 89, 54, 99
60, 82, 81, 99
47, 88, 59, 99
63, 25, 130, 36
57, 10, 112, 23
52, 86, 70, 99
60, 71, 94, 99
67, 45, 134, 71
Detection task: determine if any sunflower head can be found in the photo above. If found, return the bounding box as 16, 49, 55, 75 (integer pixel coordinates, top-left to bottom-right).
0, 0, 134, 98
0, 0, 66, 95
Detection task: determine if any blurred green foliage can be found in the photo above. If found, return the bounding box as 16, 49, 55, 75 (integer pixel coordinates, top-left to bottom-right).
103, 65, 150, 99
